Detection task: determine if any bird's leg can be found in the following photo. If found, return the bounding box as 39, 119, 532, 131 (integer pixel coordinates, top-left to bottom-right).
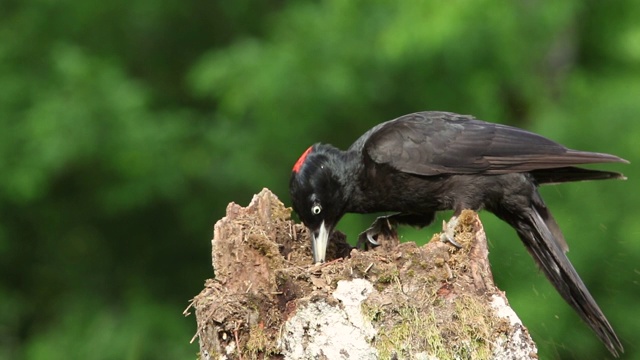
357, 213, 435, 250
356, 214, 399, 250
440, 215, 462, 248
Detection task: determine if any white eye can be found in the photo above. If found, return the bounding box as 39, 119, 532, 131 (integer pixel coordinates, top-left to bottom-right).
311, 204, 322, 215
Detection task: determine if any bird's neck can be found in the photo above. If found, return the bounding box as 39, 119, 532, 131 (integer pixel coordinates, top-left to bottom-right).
324, 147, 364, 211
315, 144, 357, 199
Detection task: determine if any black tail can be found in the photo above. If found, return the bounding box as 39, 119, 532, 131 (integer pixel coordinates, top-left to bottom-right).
499, 191, 623, 357
531, 166, 626, 185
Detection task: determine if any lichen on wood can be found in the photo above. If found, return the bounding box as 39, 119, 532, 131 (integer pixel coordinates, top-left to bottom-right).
185, 188, 538, 359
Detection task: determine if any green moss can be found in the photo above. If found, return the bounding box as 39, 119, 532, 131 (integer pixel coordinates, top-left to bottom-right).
406, 269, 415, 277
450, 295, 494, 359
248, 233, 279, 258
362, 303, 385, 323
366, 295, 497, 360
373, 306, 446, 359
376, 268, 399, 284
245, 324, 273, 359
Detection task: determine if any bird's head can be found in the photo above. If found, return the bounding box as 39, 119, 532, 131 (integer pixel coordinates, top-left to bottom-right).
289, 144, 347, 264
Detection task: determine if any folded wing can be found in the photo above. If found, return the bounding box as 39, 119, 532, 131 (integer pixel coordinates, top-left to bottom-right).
364, 112, 628, 176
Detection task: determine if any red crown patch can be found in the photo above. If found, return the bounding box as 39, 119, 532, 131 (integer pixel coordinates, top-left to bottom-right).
293, 146, 313, 173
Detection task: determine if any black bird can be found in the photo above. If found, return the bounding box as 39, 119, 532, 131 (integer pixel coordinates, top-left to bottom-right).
289, 111, 626, 356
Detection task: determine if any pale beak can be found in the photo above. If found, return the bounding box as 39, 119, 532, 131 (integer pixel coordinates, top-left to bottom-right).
312, 221, 330, 264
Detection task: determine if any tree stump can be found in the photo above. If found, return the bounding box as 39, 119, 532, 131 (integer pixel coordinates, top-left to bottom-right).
185, 188, 538, 359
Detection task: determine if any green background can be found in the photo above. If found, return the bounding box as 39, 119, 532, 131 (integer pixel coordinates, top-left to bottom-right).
1, 1, 638, 359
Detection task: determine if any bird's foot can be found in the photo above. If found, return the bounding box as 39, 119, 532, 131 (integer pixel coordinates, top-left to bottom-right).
440, 216, 462, 248
357, 215, 398, 251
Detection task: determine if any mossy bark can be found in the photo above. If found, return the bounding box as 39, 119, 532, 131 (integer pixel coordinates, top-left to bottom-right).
185, 188, 538, 360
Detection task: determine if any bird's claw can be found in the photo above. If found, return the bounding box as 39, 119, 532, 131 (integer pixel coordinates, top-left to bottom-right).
357, 227, 382, 251
366, 230, 380, 246
440, 217, 462, 248
357, 215, 397, 250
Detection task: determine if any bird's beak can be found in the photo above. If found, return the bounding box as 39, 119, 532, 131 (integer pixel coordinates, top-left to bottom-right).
312, 221, 330, 264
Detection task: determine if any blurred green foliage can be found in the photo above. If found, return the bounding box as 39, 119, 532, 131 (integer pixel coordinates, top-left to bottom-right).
1, 0, 638, 359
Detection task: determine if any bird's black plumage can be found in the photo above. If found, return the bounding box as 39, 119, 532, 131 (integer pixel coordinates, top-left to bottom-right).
289, 111, 626, 356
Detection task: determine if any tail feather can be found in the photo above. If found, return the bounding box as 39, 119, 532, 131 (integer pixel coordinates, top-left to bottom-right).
502, 196, 623, 357
530, 193, 568, 253
531, 166, 626, 185
563, 149, 629, 165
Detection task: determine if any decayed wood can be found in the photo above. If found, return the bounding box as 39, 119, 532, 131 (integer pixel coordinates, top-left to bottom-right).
185, 188, 538, 360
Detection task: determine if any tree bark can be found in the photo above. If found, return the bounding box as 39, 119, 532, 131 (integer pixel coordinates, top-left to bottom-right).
185, 188, 538, 359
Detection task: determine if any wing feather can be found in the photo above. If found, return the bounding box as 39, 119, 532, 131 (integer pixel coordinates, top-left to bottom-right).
363, 112, 627, 176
